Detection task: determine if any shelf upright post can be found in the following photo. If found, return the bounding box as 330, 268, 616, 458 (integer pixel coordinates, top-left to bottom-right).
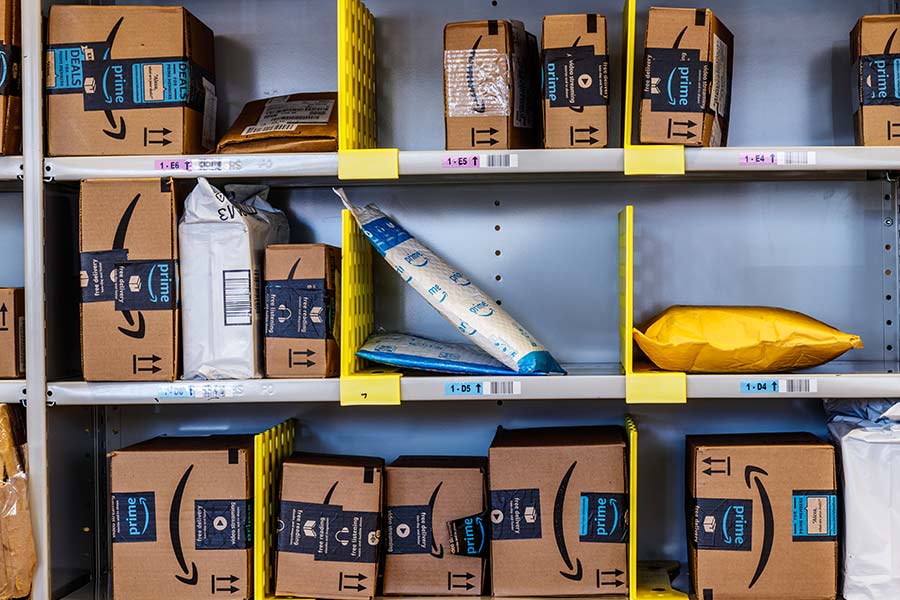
22, 0, 50, 598
621, 0, 685, 175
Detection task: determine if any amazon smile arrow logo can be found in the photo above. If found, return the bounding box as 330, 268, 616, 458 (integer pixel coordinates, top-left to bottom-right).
745, 466, 773, 589
554, 461, 582, 581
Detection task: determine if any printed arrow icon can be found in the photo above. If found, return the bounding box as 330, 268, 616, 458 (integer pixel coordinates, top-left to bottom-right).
596, 569, 624, 588
452, 573, 475, 580
471, 127, 499, 146
703, 467, 727, 476
343, 574, 367, 581
133, 354, 162, 374
0, 303, 6, 329
703, 457, 726, 465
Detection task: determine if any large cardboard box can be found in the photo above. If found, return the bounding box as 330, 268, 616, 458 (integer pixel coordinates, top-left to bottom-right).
109, 436, 254, 600
264, 244, 340, 378
542, 15, 609, 149
0, 288, 23, 378
383, 456, 487, 596
687, 433, 838, 600
852, 15, 900, 145
46, 5, 216, 156
0, 0, 20, 156
80, 179, 184, 381
217, 92, 338, 154
276, 453, 384, 600
488, 426, 628, 597
639, 7, 733, 147
444, 20, 540, 150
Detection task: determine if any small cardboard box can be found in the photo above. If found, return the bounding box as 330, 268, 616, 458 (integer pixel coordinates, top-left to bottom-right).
852, 15, 900, 145
639, 7, 733, 147
542, 15, 609, 149
218, 92, 338, 154
264, 244, 340, 378
0, 0, 20, 156
0, 288, 23, 378
276, 453, 384, 600
383, 456, 488, 596
80, 179, 184, 381
489, 426, 628, 597
687, 433, 838, 600
109, 436, 254, 600
46, 5, 216, 156
444, 20, 540, 150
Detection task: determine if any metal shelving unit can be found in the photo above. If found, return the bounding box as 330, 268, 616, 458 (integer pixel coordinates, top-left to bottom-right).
0, 381, 25, 404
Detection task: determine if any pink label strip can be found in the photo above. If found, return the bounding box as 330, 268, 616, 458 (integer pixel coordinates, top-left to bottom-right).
442, 155, 480, 169
739, 152, 776, 166
154, 159, 193, 171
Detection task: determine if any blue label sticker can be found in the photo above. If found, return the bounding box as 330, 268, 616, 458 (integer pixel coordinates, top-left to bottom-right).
278, 501, 380, 563
694, 498, 752, 551
361, 216, 412, 256
386, 505, 432, 555
444, 382, 485, 395
579, 492, 628, 543
860, 54, 900, 106
490, 488, 541, 541
740, 380, 780, 394
47, 45, 89, 92
195, 499, 252, 550
265, 279, 332, 340
115, 260, 179, 311
111, 492, 157, 543
792, 491, 837, 541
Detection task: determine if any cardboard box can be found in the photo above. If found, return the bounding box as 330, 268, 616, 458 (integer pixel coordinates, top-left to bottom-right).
639, 7, 733, 146
264, 244, 340, 378
687, 433, 838, 600
488, 426, 628, 597
0, 288, 23, 378
109, 436, 254, 600
46, 5, 216, 156
80, 179, 185, 381
276, 453, 384, 600
217, 92, 338, 154
542, 15, 609, 149
852, 15, 900, 145
444, 20, 540, 150
383, 456, 487, 596
0, 0, 20, 156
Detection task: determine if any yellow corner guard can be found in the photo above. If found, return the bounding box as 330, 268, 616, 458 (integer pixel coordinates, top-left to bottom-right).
626, 416, 638, 599
338, 148, 400, 180
253, 420, 297, 600
619, 207, 687, 403
621, 0, 685, 176
340, 210, 402, 405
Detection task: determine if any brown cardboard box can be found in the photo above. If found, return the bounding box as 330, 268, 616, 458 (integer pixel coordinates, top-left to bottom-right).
383, 456, 487, 596
639, 7, 733, 146
80, 179, 184, 381
489, 426, 628, 597
0, 288, 23, 378
852, 15, 900, 145
264, 244, 340, 378
109, 436, 254, 600
687, 433, 838, 600
46, 5, 216, 156
542, 15, 609, 148
276, 453, 384, 600
444, 20, 540, 150
217, 92, 338, 154
0, 0, 20, 156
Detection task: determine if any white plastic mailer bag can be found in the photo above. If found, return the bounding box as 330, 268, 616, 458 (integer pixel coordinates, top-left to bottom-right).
179, 178, 289, 379
337, 188, 564, 375
825, 400, 900, 600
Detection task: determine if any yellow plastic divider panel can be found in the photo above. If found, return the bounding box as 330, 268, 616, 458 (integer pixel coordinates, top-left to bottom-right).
340, 210, 402, 405
253, 420, 297, 600
626, 416, 638, 600
619, 207, 687, 403
621, 0, 685, 176
337, 0, 399, 179
338, 148, 400, 180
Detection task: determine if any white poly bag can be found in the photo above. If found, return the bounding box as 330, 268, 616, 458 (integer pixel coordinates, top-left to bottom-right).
825, 400, 900, 600
179, 178, 289, 379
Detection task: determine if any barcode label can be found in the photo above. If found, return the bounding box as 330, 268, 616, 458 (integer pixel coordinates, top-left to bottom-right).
779, 378, 817, 393
483, 380, 522, 396
776, 151, 816, 166
223, 270, 252, 326
157, 383, 240, 399
241, 123, 299, 136
479, 153, 518, 169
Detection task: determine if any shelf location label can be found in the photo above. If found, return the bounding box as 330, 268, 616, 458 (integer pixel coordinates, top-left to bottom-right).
157, 383, 242, 400
444, 381, 522, 396
441, 153, 519, 170
154, 158, 246, 173
740, 378, 817, 394
739, 151, 817, 167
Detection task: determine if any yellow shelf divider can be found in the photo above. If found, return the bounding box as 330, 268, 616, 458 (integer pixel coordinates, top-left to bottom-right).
619, 206, 686, 404
340, 210, 402, 405
627, 416, 688, 600
337, 0, 399, 180
621, 0, 685, 176
253, 420, 298, 600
